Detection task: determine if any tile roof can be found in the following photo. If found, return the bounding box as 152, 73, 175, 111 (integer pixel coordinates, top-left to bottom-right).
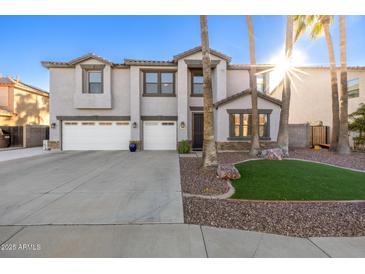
228, 64, 365, 71
42, 53, 120, 68
123, 59, 175, 66
0, 77, 48, 96
214, 89, 282, 108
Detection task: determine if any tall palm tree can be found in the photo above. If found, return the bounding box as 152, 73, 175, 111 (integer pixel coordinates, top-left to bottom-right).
277, 15, 294, 157
294, 15, 340, 151
200, 15, 218, 167
337, 15, 351, 154
246, 16, 260, 156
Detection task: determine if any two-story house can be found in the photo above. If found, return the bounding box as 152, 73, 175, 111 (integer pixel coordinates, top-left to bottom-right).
42, 47, 282, 151
0, 76, 49, 126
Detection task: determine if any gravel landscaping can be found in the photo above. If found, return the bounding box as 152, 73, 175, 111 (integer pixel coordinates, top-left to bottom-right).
183, 197, 365, 237
180, 157, 230, 195
290, 148, 365, 171
179, 153, 255, 196
181, 148, 365, 237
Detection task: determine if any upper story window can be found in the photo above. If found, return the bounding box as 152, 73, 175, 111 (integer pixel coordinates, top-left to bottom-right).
191, 70, 204, 96
88, 71, 103, 94
82, 65, 104, 94
229, 110, 271, 140
143, 71, 175, 96
256, 74, 265, 93
348, 78, 360, 98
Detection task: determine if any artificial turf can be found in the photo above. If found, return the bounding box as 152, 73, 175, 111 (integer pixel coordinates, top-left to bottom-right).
231, 159, 365, 200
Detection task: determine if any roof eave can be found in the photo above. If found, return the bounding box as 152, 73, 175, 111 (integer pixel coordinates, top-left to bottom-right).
173, 46, 232, 63
215, 89, 282, 108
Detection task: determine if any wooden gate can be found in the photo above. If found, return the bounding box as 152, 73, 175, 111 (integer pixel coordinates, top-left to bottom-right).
311, 126, 329, 146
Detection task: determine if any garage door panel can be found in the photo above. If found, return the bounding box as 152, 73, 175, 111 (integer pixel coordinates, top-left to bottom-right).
143, 121, 176, 150
63, 121, 130, 150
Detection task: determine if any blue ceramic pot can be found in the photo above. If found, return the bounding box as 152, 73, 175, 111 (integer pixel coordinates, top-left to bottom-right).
129, 143, 137, 152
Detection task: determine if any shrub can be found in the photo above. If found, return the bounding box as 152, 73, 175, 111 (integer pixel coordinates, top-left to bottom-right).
178, 140, 191, 154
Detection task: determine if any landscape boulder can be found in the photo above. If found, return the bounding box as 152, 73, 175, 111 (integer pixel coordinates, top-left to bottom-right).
216, 164, 241, 180
257, 148, 285, 160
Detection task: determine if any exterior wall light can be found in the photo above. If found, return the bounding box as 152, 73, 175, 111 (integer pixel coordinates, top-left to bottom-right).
180, 121, 185, 129
132, 122, 138, 128
51, 123, 56, 129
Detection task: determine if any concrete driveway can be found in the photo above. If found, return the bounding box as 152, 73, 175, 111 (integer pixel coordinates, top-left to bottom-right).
0, 151, 183, 225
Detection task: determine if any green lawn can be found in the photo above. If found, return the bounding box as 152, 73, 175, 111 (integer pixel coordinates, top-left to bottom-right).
231, 160, 365, 201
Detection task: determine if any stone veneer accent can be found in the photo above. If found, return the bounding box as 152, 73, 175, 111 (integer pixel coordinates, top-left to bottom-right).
217, 141, 277, 151
48, 140, 60, 150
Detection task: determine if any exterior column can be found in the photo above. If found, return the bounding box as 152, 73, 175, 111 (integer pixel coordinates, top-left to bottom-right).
177, 60, 188, 142
130, 66, 141, 143
215, 60, 227, 101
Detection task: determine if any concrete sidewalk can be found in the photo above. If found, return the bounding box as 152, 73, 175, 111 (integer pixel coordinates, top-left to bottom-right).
0, 147, 50, 162
0, 224, 364, 258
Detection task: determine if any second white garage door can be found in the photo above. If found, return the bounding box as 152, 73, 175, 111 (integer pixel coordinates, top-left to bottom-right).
143, 121, 177, 150
62, 121, 131, 150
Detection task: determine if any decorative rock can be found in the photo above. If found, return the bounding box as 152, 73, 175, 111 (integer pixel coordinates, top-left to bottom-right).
216, 164, 241, 180
257, 148, 284, 160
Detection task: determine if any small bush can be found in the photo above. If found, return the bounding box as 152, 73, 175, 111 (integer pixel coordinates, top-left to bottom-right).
178, 140, 191, 154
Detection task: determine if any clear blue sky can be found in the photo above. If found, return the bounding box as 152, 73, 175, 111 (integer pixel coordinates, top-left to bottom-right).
0, 15, 364, 91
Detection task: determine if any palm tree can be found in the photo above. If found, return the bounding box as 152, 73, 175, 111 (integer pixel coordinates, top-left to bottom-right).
277, 15, 294, 157
293, 15, 340, 151
349, 103, 365, 149
200, 15, 218, 167
337, 15, 351, 154
246, 16, 260, 156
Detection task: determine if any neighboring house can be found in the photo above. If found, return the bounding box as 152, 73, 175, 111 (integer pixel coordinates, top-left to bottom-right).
0, 76, 49, 126
269, 66, 365, 145
42, 47, 281, 151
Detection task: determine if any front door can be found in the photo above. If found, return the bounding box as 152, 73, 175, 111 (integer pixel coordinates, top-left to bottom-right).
192, 113, 204, 150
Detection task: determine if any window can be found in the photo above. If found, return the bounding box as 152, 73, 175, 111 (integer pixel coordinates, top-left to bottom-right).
145, 72, 158, 94
348, 78, 360, 98
88, 71, 103, 94
143, 71, 175, 96
161, 73, 174, 94
229, 110, 270, 139
256, 74, 266, 93
81, 65, 105, 94
161, 122, 175, 126
116, 122, 130, 126
191, 70, 204, 96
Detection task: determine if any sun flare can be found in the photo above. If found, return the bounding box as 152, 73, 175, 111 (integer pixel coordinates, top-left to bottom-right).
257, 48, 308, 93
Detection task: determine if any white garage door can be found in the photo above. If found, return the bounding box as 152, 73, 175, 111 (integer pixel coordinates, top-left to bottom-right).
143, 121, 177, 150
62, 121, 131, 150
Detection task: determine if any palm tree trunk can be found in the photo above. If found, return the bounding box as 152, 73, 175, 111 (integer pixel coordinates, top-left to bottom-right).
337, 15, 351, 154
323, 21, 340, 151
200, 15, 218, 167
246, 16, 260, 156
277, 15, 293, 157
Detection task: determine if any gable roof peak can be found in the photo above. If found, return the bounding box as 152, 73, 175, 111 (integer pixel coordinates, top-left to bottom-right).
214, 89, 282, 108
173, 46, 231, 62
68, 53, 113, 66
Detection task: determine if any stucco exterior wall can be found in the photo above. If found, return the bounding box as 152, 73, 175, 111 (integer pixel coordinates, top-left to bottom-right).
49, 66, 130, 140
73, 59, 112, 109
271, 69, 365, 127
227, 69, 250, 96
215, 95, 281, 142
0, 87, 9, 107
0, 87, 49, 126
